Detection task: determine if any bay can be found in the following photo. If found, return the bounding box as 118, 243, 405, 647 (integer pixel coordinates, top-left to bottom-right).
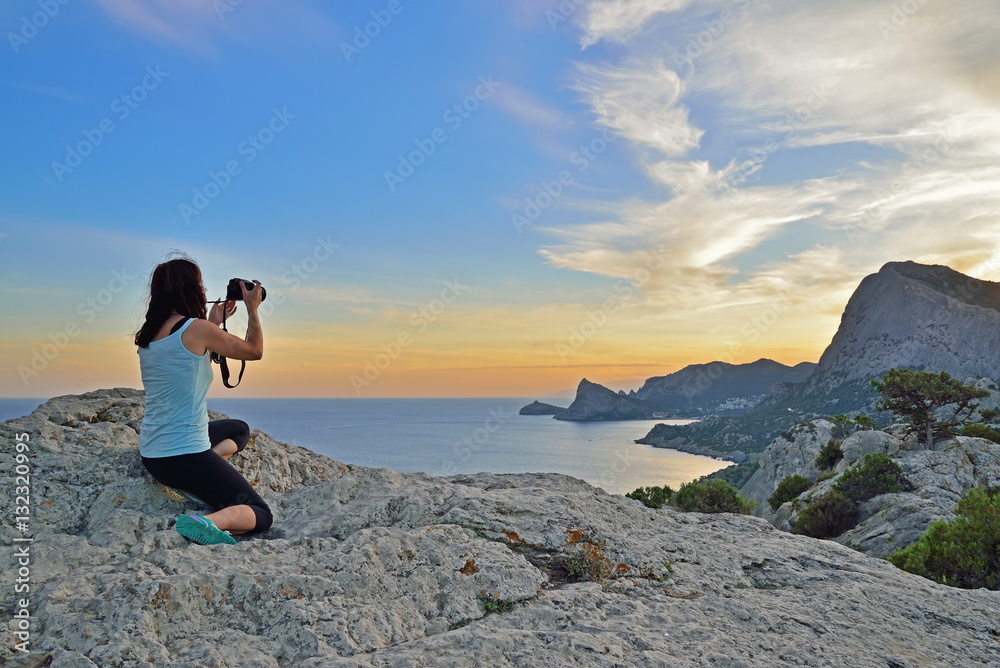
0, 397, 731, 495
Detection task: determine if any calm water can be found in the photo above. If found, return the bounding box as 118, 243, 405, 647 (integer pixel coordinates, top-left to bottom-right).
0, 397, 729, 495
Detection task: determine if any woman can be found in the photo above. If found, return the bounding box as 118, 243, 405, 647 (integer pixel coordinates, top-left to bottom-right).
135, 257, 272, 545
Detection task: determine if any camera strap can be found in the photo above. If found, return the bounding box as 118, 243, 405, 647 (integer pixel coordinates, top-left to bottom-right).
211, 309, 247, 389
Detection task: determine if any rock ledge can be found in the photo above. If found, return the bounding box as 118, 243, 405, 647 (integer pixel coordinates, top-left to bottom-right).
2, 389, 998, 667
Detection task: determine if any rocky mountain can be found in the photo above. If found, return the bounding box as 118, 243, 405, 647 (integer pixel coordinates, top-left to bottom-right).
808, 260, 1000, 393
552, 379, 647, 421
538, 359, 815, 422
737, 418, 1000, 559
642, 261, 1000, 455
5, 388, 999, 666
630, 358, 816, 414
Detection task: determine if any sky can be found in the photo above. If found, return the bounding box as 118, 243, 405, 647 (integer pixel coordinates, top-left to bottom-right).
2, 0, 999, 399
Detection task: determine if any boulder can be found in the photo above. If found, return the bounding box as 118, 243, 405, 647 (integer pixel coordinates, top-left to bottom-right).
739, 419, 838, 518
839, 429, 904, 464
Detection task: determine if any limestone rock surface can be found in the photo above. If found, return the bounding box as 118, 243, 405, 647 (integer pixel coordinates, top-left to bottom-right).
2, 389, 999, 667
751, 419, 1000, 558
740, 419, 838, 516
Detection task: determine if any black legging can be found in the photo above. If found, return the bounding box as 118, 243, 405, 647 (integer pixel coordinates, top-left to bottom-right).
142, 419, 273, 534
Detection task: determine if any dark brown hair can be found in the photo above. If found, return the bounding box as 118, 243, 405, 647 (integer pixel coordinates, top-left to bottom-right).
134, 257, 207, 348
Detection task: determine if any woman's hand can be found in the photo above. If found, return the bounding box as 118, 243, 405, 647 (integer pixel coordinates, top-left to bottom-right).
209, 300, 237, 325
241, 280, 263, 312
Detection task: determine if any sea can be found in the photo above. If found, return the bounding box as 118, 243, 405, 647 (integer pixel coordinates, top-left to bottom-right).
0, 397, 730, 495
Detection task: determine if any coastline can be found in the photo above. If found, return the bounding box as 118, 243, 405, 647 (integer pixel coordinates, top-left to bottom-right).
0, 397, 728, 495
635, 431, 748, 464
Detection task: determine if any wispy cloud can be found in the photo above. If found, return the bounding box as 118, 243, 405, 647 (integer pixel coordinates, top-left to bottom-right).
539, 0, 1000, 340
92, 0, 339, 53
93, 0, 218, 49
573, 59, 701, 158
580, 0, 699, 47
493, 84, 576, 131
4, 82, 95, 105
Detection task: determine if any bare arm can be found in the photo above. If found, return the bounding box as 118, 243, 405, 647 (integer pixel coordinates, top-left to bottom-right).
184, 280, 264, 360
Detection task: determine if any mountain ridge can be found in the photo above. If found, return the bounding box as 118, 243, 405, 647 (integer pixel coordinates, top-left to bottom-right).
528, 358, 817, 422
641, 260, 1000, 454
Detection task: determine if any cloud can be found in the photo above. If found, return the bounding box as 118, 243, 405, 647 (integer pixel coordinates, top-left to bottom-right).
493, 84, 576, 131
539, 0, 1000, 341
4, 82, 95, 105
93, 0, 218, 49
580, 0, 699, 47
573, 59, 701, 158
92, 0, 338, 53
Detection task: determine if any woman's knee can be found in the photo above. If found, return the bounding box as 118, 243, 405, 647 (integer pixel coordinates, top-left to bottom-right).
252, 503, 273, 533
231, 420, 251, 451
209, 419, 251, 451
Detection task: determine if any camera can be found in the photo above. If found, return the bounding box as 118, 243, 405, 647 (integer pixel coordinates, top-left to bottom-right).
225, 278, 267, 302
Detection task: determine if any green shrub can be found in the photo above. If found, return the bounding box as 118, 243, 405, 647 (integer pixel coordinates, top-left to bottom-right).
793, 490, 860, 538
477, 592, 517, 614
958, 423, 1000, 444
707, 459, 759, 489
830, 414, 854, 438
815, 439, 844, 470
671, 479, 756, 514
888, 487, 1000, 590
853, 416, 877, 431
769, 475, 811, 510
626, 485, 673, 509
834, 453, 911, 503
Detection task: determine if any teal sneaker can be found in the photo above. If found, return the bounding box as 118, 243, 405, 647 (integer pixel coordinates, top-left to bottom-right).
174, 514, 237, 545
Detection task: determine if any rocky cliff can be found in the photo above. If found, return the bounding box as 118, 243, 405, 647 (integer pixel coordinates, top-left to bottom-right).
807, 261, 1000, 394
553, 379, 648, 421
531, 360, 816, 422
738, 419, 1000, 559
641, 261, 1000, 454
3, 389, 1000, 667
